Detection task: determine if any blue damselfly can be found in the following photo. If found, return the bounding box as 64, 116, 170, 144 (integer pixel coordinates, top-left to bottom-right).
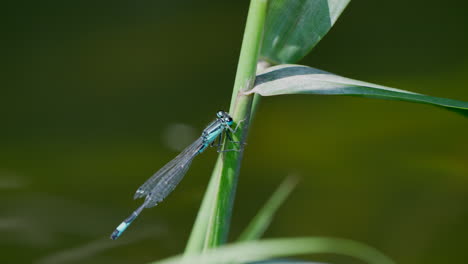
110, 111, 238, 240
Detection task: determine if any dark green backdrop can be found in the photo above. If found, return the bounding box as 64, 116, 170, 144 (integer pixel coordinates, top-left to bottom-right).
2, 1, 468, 263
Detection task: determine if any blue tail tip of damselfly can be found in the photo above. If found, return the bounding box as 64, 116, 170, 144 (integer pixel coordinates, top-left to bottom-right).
110, 221, 130, 240
110, 229, 121, 240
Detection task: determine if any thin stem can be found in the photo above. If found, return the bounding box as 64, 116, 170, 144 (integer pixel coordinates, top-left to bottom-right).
184, 0, 268, 253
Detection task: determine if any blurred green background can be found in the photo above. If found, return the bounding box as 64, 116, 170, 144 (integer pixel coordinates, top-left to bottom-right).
2, 0, 468, 263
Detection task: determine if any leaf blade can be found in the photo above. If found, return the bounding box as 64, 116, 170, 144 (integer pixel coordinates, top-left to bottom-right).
153, 237, 395, 264
249, 261, 326, 264
248, 64, 468, 114
261, 0, 350, 64
238, 176, 298, 242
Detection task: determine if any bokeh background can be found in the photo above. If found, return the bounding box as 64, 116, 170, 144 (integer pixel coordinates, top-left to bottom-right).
2, 0, 468, 263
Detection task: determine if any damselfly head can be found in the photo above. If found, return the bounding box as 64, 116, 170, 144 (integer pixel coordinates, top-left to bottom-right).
225, 116, 233, 125
216, 110, 233, 125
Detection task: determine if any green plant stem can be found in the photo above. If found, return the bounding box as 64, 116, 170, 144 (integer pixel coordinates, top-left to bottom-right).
184, 0, 268, 253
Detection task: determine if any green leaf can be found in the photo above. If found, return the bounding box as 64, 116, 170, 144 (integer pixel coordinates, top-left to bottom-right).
247, 64, 468, 115
249, 261, 327, 264
249, 261, 325, 264
152, 237, 395, 264
238, 177, 298, 242
261, 0, 350, 64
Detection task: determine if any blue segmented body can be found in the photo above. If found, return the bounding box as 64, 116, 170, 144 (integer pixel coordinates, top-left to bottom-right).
110, 111, 235, 240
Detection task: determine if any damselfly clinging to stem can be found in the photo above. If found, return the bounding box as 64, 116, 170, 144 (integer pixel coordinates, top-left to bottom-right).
110, 110, 241, 240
